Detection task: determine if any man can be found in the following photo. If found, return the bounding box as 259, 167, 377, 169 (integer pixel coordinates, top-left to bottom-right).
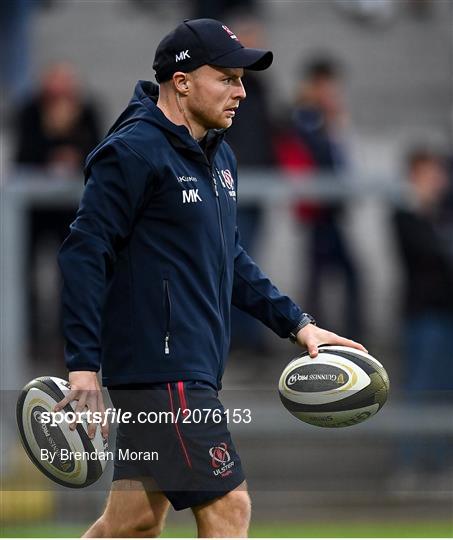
14, 62, 101, 357
391, 148, 453, 490
56, 19, 366, 538
292, 57, 362, 338
393, 149, 453, 395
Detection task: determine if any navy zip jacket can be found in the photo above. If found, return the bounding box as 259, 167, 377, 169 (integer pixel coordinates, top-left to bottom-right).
58, 81, 304, 388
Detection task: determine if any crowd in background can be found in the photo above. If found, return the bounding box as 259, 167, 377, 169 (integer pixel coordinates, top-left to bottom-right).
1, 0, 452, 486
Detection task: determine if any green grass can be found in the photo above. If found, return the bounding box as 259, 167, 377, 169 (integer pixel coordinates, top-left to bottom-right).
1, 521, 452, 538
250, 521, 453, 538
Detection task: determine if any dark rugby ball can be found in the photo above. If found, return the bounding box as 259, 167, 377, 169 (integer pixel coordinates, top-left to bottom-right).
17, 376, 108, 488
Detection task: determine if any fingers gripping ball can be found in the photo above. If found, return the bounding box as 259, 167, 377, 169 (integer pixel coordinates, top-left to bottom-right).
16, 376, 108, 488
278, 346, 389, 428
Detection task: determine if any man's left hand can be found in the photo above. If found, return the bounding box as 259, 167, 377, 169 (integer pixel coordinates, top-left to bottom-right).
295, 323, 367, 358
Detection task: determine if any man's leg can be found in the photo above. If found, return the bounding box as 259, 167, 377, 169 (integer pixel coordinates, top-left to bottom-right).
192, 481, 251, 538
83, 478, 170, 538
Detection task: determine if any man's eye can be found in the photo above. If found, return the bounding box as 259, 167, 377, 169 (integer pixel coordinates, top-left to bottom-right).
223, 78, 232, 84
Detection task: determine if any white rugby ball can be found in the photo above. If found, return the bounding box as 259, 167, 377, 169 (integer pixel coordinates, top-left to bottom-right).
16, 376, 108, 487
279, 346, 389, 428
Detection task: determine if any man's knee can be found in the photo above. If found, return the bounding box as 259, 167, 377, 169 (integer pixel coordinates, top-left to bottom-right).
119, 505, 167, 538
89, 481, 169, 538
97, 510, 165, 538
117, 519, 164, 538
195, 487, 251, 531
227, 490, 251, 528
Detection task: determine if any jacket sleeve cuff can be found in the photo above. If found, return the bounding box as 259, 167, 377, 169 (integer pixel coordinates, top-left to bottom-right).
66, 355, 100, 373
67, 366, 100, 373
288, 313, 316, 343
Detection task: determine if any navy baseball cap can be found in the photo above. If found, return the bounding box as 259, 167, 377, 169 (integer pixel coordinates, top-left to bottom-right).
153, 18, 273, 83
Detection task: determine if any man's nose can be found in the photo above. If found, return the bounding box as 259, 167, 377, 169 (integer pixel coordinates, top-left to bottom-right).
234, 80, 246, 101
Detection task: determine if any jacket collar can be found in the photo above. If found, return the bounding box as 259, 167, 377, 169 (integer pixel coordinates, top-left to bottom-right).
110, 80, 225, 167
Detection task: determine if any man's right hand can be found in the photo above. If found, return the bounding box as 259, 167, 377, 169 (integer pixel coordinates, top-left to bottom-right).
295, 324, 368, 359
53, 371, 109, 439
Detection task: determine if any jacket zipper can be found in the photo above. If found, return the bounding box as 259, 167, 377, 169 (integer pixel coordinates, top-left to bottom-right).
211, 170, 226, 287
163, 279, 171, 355
211, 168, 226, 359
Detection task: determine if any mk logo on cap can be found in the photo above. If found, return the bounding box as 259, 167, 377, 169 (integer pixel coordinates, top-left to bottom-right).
175, 50, 190, 62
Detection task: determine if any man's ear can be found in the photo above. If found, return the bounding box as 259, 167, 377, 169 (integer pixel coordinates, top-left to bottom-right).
173, 72, 190, 95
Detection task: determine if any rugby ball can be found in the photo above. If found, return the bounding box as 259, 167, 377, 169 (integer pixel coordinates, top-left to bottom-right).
278, 346, 389, 428
16, 376, 108, 488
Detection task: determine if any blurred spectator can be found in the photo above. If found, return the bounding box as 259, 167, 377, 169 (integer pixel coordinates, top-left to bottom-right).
391, 148, 453, 485
334, 0, 435, 24
408, 0, 436, 19
277, 56, 362, 338
333, 0, 397, 25
15, 62, 101, 174
14, 62, 102, 359
444, 154, 453, 248
225, 15, 276, 356
0, 0, 34, 107
393, 149, 453, 394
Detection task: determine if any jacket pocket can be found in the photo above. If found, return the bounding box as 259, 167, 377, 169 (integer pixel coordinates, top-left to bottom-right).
163, 279, 172, 355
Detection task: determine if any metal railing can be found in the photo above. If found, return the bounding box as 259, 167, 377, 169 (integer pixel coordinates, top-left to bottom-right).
0, 169, 405, 390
